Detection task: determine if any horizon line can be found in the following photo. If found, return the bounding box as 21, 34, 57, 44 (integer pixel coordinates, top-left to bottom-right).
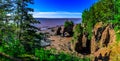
31, 12, 82, 18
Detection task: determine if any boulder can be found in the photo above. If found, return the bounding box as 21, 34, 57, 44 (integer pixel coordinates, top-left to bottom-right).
40, 39, 51, 47
55, 26, 61, 35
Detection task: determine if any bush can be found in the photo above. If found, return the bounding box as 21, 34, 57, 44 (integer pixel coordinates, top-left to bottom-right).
73, 24, 83, 42
0, 36, 25, 57
63, 20, 74, 37
64, 20, 74, 28
35, 48, 89, 61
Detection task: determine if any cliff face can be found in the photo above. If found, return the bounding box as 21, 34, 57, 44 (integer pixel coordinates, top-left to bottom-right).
91, 23, 116, 54
92, 23, 116, 61
74, 22, 116, 60
91, 22, 104, 53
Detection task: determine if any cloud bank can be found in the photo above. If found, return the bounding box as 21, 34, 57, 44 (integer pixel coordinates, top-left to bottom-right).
31, 12, 82, 18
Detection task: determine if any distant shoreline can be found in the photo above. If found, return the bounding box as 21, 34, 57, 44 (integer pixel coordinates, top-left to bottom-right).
34, 18, 81, 30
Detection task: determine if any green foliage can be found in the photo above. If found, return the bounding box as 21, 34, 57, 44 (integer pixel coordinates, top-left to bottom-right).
63, 20, 74, 37
0, 36, 25, 57
14, 0, 40, 52
35, 48, 89, 61
73, 24, 83, 42
111, 0, 120, 42
113, 26, 120, 42
64, 20, 74, 28
116, 33, 120, 42
85, 22, 93, 39
0, 0, 41, 60
0, 57, 11, 61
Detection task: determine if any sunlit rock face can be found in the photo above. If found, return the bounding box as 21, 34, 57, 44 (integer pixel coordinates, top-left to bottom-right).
74, 22, 116, 57
91, 23, 116, 54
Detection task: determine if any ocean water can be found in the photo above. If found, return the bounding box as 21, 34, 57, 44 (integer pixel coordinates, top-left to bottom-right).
35, 18, 81, 28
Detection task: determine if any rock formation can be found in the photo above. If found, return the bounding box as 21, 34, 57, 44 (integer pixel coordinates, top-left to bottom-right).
62, 25, 74, 37
75, 32, 91, 54
74, 22, 116, 61
91, 23, 116, 54
45, 22, 116, 61
55, 26, 61, 35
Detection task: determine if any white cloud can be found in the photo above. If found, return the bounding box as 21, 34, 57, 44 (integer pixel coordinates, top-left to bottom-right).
31, 12, 82, 18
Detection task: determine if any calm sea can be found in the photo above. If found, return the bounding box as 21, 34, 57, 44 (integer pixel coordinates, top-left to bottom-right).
35, 18, 81, 29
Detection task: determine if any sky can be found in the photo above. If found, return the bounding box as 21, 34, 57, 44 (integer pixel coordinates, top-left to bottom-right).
29, 0, 97, 18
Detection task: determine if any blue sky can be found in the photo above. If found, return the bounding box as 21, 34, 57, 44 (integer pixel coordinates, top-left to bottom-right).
29, 0, 97, 18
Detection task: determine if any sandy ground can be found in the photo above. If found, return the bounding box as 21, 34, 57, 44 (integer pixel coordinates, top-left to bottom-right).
46, 35, 72, 53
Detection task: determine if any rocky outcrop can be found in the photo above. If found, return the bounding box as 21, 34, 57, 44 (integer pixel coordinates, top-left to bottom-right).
91, 23, 116, 54
90, 22, 116, 61
74, 22, 116, 58
62, 25, 74, 37
52, 25, 74, 37
91, 22, 104, 53
55, 26, 61, 35
94, 48, 111, 61
75, 32, 91, 54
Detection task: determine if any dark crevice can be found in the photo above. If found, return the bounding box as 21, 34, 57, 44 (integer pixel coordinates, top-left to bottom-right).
94, 51, 111, 61
103, 29, 110, 47
75, 33, 91, 55
95, 26, 105, 42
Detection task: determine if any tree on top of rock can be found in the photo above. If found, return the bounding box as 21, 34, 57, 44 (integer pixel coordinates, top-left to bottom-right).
64, 20, 74, 28
63, 20, 74, 37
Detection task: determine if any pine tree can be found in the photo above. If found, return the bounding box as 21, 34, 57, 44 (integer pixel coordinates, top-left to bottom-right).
0, 0, 15, 41
15, 0, 40, 52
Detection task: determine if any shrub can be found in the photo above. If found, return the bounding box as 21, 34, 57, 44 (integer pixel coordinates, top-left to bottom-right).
0, 36, 25, 57
64, 20, 74, 28
35, 48, 89, 61
73, 24, 83, 42
63, 20, 74, 37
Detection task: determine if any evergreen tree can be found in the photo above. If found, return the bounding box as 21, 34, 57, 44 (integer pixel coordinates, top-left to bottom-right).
0, 0, 15, 41
0, 0, 41, 53
15, 0, 40, 52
